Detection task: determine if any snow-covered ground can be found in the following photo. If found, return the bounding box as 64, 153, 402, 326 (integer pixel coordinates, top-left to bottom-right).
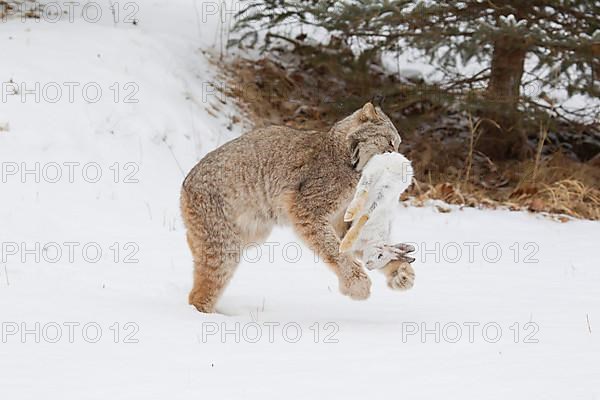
1, 1, 599, 399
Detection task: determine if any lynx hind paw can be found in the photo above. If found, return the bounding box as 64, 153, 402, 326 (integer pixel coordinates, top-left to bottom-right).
383, 261, 415, 291
344, 190, 369, 222
339, 214, 369, 253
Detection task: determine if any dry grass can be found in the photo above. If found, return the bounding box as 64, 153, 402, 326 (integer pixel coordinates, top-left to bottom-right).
407, 178, 600, 221
217, 56, 600, 221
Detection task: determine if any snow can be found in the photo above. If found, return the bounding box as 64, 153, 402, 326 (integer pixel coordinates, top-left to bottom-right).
499, 14, 527, 28
1, 1, 599, 399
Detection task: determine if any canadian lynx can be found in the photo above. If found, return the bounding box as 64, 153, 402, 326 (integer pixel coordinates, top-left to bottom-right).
181, 103, 414, 312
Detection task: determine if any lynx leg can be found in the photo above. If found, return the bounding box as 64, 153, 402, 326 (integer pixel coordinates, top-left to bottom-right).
344, 190, 369, 222
339, 214, 369, 253
182, 190, 242, 313
186, 231, 241, 313
286, 197, 371, 300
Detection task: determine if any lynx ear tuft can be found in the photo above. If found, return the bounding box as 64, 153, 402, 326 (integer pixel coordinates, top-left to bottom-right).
359, 102, 378, 122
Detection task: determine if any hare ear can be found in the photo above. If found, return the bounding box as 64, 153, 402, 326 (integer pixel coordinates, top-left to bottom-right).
359, 102, 378, 122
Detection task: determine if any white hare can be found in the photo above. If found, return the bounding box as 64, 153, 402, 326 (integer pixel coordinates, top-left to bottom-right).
340, 152, 415, 272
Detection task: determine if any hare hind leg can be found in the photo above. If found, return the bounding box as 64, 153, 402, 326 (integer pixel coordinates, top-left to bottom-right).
381, 260, 415, 291
344, 190, 369, 222
339, 214, 369, 253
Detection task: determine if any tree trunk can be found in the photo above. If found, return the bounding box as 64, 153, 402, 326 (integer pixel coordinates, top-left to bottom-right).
477, 34, 528, 160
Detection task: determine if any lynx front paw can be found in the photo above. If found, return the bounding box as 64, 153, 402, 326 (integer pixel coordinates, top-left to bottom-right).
189, 291, 216, 313
382, 260, 415, 291
339, 269, 372, 300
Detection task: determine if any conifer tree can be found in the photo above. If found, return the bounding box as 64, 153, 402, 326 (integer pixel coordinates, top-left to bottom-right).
235, 0, 600, 160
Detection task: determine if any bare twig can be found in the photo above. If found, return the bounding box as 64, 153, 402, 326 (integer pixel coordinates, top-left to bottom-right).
464, 115, 497, 183
533, 120, 549, 183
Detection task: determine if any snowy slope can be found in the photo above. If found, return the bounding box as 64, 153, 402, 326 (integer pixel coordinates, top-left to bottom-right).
1, 2, 599, 399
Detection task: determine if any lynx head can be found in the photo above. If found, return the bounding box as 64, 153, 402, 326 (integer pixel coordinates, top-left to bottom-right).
332, 102, 401, 171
